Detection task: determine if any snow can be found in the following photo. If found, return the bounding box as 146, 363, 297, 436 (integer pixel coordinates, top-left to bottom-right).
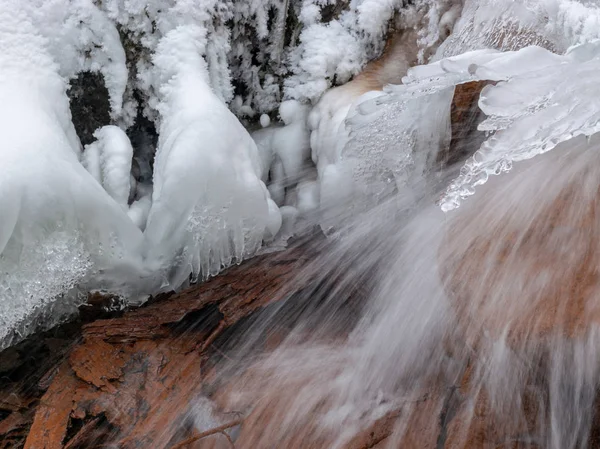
260, 114, 271, 128
128, 195, 153, 231
83, 126, 134, 211
26, 0, 132, 124
285, 20, 367, 103
142, 25, 277, 288
0, 1, 145, 350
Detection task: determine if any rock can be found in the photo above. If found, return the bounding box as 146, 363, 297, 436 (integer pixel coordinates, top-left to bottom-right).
439, 137, 600, 345
25, 363, 80, 449
18, 239, 319, 449
437, 81, 491, 169
67, 72, 111, 147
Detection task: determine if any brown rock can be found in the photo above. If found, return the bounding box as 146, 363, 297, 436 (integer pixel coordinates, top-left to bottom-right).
439, 139, 600, 345
21, 240, 319, 449
437, 81, 491, 169
69, 340, 125, 389
24, 363, 78, 449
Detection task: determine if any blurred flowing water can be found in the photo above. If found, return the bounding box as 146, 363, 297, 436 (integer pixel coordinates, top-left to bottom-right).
192, 1, 600, 443
196, 133, 600, 449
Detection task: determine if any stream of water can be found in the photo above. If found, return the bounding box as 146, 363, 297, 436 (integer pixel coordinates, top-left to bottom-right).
189, 134, 600, 449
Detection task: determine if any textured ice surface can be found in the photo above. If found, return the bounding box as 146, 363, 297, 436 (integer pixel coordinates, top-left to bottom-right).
83, 126, 134, 211
142, 26, 277, 289
345, 86, 452, 203
0, 229, 91, 349
347, 40, 600, 211
435, 0, 600, 59
442, 42, 600, 210
0, 1, 144, 350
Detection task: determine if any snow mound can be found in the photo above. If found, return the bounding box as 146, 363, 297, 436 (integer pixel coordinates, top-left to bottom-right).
83, 126, 134, 211
142, 26, 278, 289
0, 1, 144, 350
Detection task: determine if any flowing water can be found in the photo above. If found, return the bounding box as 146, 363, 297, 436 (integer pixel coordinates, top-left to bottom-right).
188, 116, 600, 448
182, 2, 600, 441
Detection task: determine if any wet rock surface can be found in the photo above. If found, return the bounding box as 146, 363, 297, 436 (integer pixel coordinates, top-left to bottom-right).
2, 238, 319, 449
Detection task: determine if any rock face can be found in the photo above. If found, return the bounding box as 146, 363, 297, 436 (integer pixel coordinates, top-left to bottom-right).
15, 240, 318, 449
437, 80, 490, 169
440, 137, 600, 345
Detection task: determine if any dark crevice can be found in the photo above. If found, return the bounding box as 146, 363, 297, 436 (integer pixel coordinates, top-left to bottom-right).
166, 303, 224, 336
0, 321, 81, 391
267, 6, 278, 33
127, 97, 158, 188
64, 414, 116, 449
321, 1, 349, 23
0, 408, 11, 421
67, 71, 112, 147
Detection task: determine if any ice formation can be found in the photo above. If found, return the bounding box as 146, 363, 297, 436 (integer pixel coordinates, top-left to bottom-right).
0, 0, 144, 350
253, 101, 312, 206
436, 0, 600, 58
342, 0, 600, 212
305, 1, 460, 225
346, 41, 600, 211
142, 25, 278, 289
83, 126, 135, 211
